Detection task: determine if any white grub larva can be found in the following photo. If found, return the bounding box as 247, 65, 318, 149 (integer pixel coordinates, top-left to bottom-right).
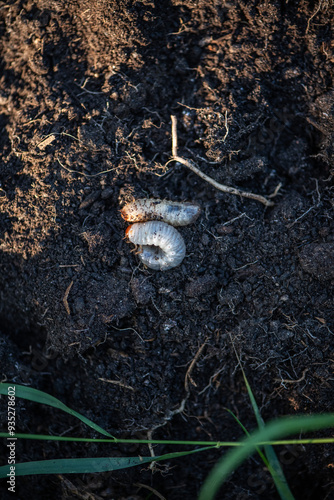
123, 199, 201, 271
125, 221, 186, 271
121, 198, 201, 226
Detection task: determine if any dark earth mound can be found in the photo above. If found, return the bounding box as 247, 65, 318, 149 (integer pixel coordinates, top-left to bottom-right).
1, 1, 334, 499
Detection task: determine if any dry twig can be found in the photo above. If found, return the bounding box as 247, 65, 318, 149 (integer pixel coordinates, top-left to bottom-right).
169, 115, 277, 207
62, 280, 73, 315
98, 378, 135, 391
184, 337, 208, 391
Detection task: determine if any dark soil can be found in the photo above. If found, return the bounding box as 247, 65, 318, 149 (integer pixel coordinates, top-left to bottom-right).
1, 1, 334, 499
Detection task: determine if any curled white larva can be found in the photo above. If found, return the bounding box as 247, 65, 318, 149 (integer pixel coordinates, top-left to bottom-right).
126, 221, 186, 271
121, 198, 201, 226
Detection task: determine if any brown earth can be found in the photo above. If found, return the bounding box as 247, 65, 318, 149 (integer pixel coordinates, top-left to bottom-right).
0, 1, 334, 499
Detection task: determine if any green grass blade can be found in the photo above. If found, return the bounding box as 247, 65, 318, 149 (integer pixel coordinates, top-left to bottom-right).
0, 383, 114, 438
198, 413, 334, 500
225, 408, 270, 468
230, 337, 294, 500
0, 457, 154, 477
0, 447, 215, 478
242, 372, 294, 500
225, 408, 251, 437
264, 444, 293, 499
242, 373, 263, 427
1, 432, 334, 447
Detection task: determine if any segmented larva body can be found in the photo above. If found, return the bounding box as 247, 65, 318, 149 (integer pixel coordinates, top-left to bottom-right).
123, 199, 201, 271
121, 199, 201, 226
126, 221, 186, 271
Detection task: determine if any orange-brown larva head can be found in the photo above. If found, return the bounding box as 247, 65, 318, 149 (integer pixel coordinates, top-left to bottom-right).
121, 203, 144, 222
120, 206, 130, 221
